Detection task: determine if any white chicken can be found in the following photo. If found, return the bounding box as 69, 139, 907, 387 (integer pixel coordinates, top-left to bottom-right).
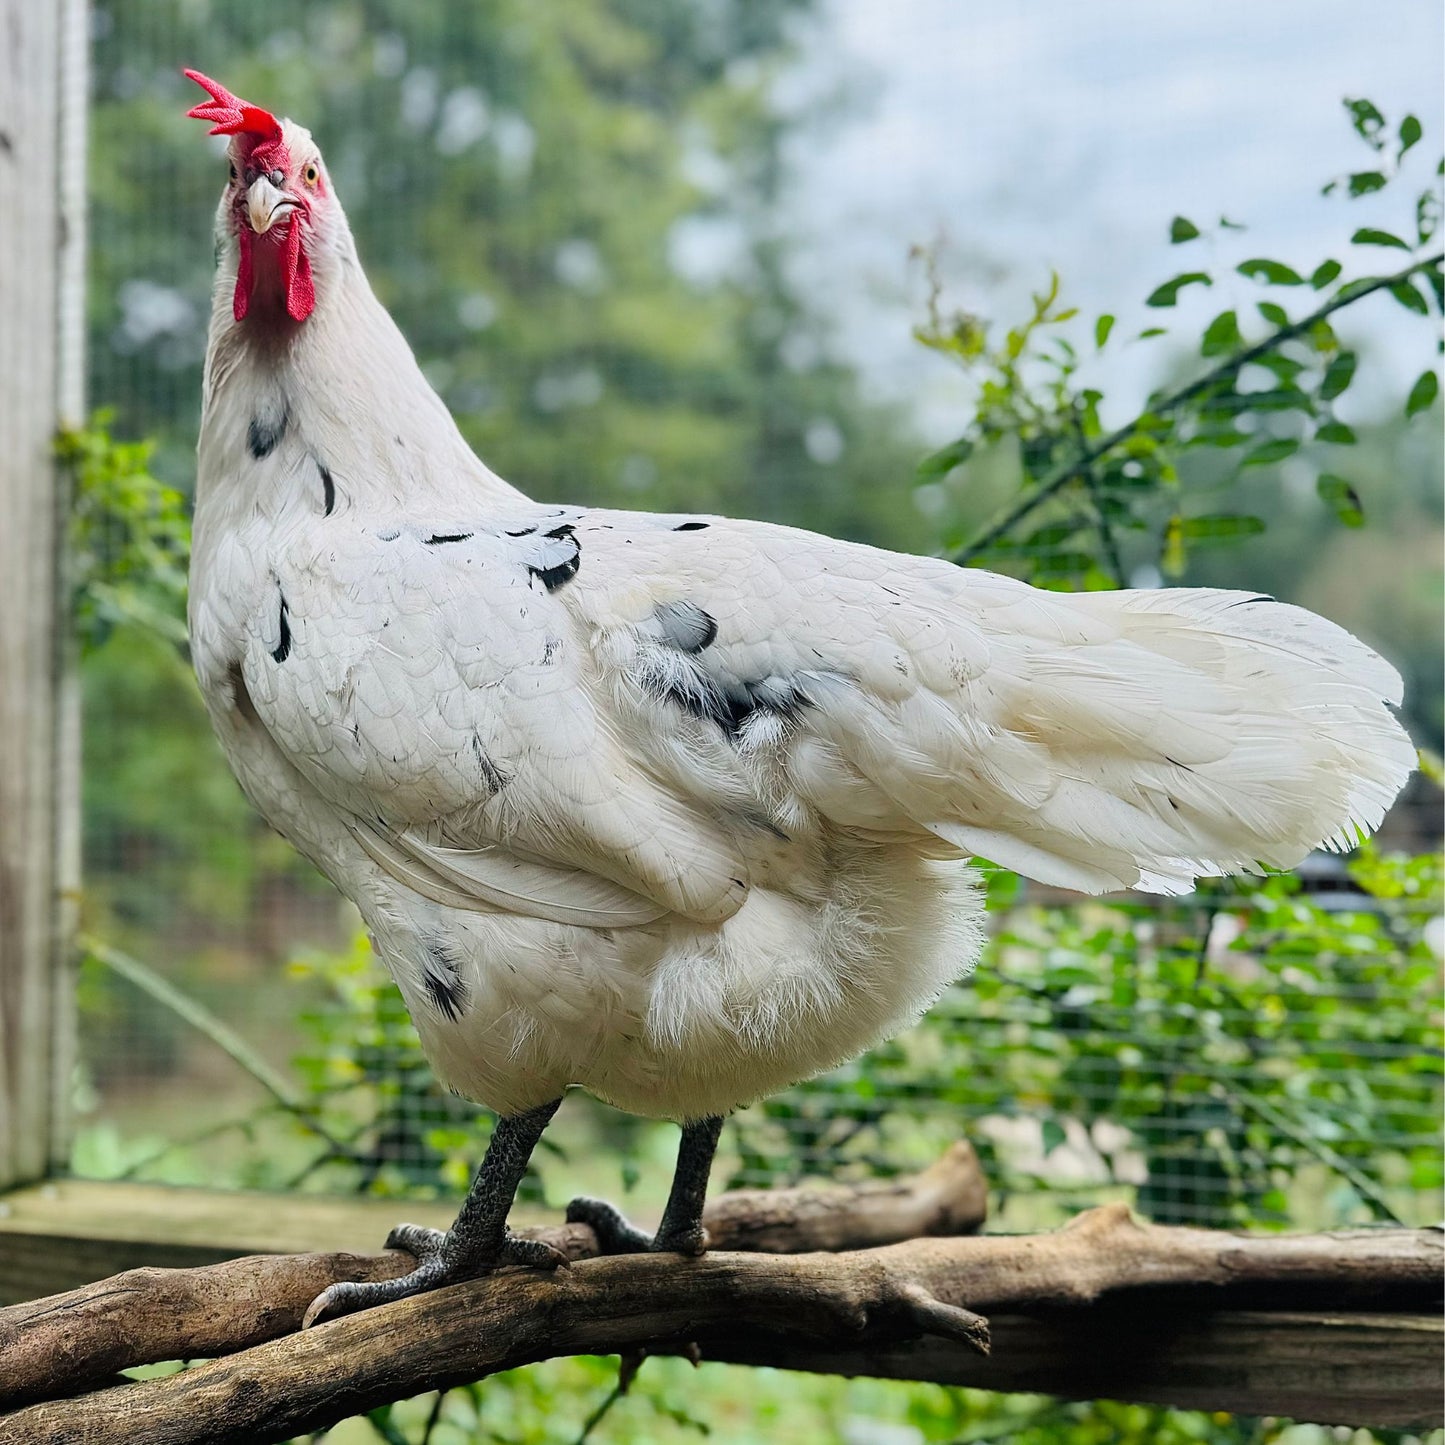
183, 72, 1414, 1325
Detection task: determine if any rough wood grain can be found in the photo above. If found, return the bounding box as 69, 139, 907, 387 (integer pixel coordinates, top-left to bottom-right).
0, 0, 65, 1194
0, 1203, 1438, 1441
712, 1311, 1445, 1430
0, 1143, 988, 1405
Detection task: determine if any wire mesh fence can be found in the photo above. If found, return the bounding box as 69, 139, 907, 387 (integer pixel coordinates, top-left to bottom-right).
63, 3, 1444, 1440
73, 0, 1442, 1227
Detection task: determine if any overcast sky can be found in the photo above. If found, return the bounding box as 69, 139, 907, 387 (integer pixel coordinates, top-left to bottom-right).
778, 0, 1444, 440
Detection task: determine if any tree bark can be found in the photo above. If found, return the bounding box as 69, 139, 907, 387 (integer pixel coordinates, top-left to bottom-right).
0, 1198, 1438, 1444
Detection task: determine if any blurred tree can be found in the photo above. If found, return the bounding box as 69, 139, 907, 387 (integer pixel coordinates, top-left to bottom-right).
89, 0, 926, 542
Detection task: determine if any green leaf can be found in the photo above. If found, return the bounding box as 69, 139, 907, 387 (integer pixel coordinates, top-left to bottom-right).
1218, 215, 1247, 231
1254, 352, 1306, 384
1344, 97, 1386, 150
1405, 369, 1440, 417
1257, 301, 1290, 326
1237, 258, 1304, 285
1200, 309, 1241, 357
1334, 276, 1392, 305
916, 437, 975, 479
984, 867, 1020, 910
1315, 421, 1357, 445
1025, 521, 1083, 549
1189, 427, 1252, 448
1041, 1119, 1067, 1156
1347, 171, 1388, 197
1180, 513, 1267, 542
1241, 437, 1299, 467
1094, 314, 1115, 348
1310, 259, 1342, 289
1351, 226, 1410, 250
1169, 215, 1201, 243
1389, 279, 1429, 315
1418, 191, 1442, 246
1317, 473, 1365, 527
1137, 326, 1167, 338
1243, 387, 1314, 414
1398, 113, 1422, 160
1161, 514, 1187, 577
1145, 272, 1212, 307
1424, 262, 1445, 310
1319, 350, 1357, 400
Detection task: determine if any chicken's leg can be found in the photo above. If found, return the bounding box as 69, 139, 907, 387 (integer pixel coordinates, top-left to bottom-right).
303, 1097, 567, 1326
567, 1114, 725, 1256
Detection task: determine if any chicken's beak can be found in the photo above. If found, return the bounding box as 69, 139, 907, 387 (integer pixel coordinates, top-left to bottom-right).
246, 174, 297, 234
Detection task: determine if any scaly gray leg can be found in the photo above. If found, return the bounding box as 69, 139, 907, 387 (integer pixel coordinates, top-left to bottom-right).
567, 1114, 725, 1256
304, 1097, 565, 1327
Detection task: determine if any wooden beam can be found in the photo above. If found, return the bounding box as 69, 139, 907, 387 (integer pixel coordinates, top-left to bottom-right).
711, 1311, 1444, 1431
0, 0, 85, 1192
0, 1179, 471, 1304
0, 1144, 989, 1304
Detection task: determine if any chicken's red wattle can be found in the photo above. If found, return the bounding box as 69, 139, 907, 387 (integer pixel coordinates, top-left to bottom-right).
233, 218, 314, 323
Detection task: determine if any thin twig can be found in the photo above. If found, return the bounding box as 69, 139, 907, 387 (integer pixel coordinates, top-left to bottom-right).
1230, 1086, 1405, 1225
954, 251, 1444, 564
82, 934, 360, 1166
570, 1375, 631, 1445
116, 1103, 285, 1181
418, 1390, 448, 1445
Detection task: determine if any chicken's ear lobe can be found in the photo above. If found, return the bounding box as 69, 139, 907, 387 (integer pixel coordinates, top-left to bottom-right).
183, 68, 283, 146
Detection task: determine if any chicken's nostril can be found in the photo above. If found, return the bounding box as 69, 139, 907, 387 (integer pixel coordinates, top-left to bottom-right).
268, 169, 284, 188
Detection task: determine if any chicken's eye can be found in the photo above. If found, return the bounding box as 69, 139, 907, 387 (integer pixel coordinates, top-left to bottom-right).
228, 162, 237, 182
303, 162, 319, 187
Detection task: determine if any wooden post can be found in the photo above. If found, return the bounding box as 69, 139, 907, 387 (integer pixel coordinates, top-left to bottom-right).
0, 0, 86, 1190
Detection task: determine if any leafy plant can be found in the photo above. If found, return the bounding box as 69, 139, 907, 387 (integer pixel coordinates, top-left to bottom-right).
912, 99, 1442, 591
59, 410, 191, 655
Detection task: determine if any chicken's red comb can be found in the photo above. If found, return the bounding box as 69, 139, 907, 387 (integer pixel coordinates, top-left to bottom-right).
183, 68, 282, 144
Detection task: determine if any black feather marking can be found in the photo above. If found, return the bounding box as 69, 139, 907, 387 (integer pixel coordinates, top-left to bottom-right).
1227, 594, 1274, 607
317, 461, 336, 516
421, 938, 470, 1022
673, 521, 709, 531
654, 600, 717, 654
470, 731, 510, 794
506, 525, 536, 537
527, 524, 581, 591
270, 594, 292, 664
378, 529, 401, 542
425, 532, 474, 545
248, 402, 289, 460
642, 658, 817, 740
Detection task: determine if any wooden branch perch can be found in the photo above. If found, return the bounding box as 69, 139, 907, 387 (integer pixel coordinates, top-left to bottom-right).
0, 1143, 985, 1410
1, 1147, 1439, 1444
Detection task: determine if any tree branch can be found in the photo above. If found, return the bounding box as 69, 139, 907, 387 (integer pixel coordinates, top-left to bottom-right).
0, 1142, 987, 1409
954, 250, 1445, 564
1, 1204, 1438, 1443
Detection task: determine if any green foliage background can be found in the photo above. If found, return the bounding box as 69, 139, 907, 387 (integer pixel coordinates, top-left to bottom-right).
71, 3, 1442, 1442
